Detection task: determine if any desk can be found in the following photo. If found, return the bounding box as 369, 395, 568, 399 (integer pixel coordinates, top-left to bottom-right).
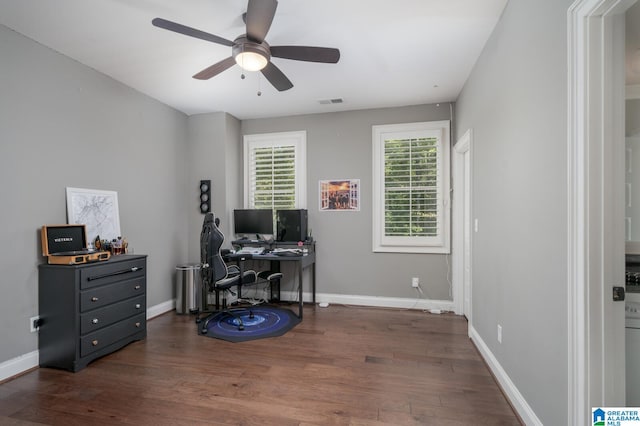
227, 251, 316, 320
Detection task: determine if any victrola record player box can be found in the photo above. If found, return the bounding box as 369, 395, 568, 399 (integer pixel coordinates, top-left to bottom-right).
41, 224, 110, 265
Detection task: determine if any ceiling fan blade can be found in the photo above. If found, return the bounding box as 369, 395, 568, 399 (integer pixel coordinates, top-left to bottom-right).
270, 46, 340, 63
152, 18, 233, 47
245, 0, 277, 43
261, 62, 293, 91
193, 57, 236, 80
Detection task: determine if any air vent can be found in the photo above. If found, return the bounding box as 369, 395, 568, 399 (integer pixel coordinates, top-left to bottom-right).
318, 98, 344, 105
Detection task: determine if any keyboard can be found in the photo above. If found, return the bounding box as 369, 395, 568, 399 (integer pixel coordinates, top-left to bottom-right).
272, 248, 303, 257
237, 247, 264, 254
233, 238, 266, 244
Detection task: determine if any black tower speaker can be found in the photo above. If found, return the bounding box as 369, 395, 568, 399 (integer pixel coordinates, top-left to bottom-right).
199, 180, 211, 214
276, 209, 308, 242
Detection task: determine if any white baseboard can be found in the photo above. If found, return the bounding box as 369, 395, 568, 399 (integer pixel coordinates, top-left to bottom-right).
199, 289, 453, 312
469, 325, 542, 426
282, 290, 456, 312
147, 299, 175, 319
0, 350, 38, 383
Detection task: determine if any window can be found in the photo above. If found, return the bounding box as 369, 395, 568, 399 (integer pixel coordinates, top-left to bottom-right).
372, 121, 450, 253
244, 131, 307, 211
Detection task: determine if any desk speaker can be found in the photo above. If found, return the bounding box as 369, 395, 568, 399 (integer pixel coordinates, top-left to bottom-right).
199, 180, 211, 214
276, 209, 308, 242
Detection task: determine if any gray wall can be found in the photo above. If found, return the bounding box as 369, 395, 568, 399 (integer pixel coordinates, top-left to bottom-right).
241, 104, 453, 300
186, 112, 241, 261
0, 24, 189, 363
454, 0, 571, 424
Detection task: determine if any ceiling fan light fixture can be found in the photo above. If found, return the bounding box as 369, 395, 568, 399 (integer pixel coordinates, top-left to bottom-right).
236, 51, 268, 71
232, 37, 271, 72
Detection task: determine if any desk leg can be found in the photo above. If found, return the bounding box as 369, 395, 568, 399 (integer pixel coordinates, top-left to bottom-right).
298, 261, 303, 320
236, 260, 244, 302
269, 260, 281, 302
312, 262, 316, 304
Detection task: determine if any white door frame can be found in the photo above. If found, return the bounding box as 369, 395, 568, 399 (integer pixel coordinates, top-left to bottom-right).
568, 0, 630, 423
452, 129, 472, 322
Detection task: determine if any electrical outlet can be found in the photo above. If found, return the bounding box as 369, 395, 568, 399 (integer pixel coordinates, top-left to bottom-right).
497, 324, 502, 343
411, 277, 420, 288
30, 316, 40, 333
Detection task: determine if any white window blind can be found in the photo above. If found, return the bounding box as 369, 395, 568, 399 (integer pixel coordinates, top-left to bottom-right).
244, 131, 307, 210
373, 121, 450, 253
384, 136, 438, 237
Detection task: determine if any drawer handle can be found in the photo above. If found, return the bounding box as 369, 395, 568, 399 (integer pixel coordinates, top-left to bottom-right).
134, 285, 141, 290
91, 296, 99, 302
87, 266, 145, 281
135, 304, 141, 309
92, 318, 99, 324
92, 340, 99, 346
135, 322, 141, 328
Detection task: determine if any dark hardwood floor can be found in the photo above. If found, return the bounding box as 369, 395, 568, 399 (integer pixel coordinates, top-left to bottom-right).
0, 305, 521, 425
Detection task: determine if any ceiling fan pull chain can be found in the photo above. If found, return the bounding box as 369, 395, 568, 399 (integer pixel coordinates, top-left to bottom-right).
240, 44, 246, 79
257, 73, 262, 96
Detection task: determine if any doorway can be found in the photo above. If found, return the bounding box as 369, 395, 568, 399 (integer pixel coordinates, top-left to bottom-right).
452, 129, 472, 324
568, 0, 631, 422
625, 0, 640, 407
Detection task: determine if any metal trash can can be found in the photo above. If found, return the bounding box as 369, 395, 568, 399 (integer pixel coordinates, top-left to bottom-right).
175, 263, 201, 314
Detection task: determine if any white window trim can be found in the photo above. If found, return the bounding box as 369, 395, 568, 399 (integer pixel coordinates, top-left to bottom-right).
243, 130, 307, 209
372, 120, 451, 254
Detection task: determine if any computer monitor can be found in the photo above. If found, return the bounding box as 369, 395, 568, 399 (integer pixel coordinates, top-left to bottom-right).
233, 209, 273, 237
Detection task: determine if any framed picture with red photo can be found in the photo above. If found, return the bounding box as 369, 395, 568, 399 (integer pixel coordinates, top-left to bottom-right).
319, 179, 360, 211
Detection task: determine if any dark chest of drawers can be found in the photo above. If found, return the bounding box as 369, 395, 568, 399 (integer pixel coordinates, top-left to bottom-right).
38, 254, 147, 372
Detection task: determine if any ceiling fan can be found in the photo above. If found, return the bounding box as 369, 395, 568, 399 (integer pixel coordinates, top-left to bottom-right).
152, 0, 340, 92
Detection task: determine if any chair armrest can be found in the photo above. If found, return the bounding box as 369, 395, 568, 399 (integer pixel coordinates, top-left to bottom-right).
257, 270, 284, 282
227, 264, 240, 277
215, 269, 257, 290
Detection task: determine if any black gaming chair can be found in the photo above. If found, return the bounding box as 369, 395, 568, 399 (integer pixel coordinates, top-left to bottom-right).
198, 212, 258, 332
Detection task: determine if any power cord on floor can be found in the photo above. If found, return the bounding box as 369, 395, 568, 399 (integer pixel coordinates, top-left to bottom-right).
405, 284, 425, 310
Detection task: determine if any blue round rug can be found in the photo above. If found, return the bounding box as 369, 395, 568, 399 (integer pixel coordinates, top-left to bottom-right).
199, 306, 300, 342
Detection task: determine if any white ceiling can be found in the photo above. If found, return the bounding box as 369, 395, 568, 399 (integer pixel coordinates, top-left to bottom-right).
0, 0, 508, 120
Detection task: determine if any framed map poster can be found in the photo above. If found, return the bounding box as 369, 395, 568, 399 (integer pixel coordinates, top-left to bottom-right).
319, 179, 360, 211
66, 187, 121, 243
